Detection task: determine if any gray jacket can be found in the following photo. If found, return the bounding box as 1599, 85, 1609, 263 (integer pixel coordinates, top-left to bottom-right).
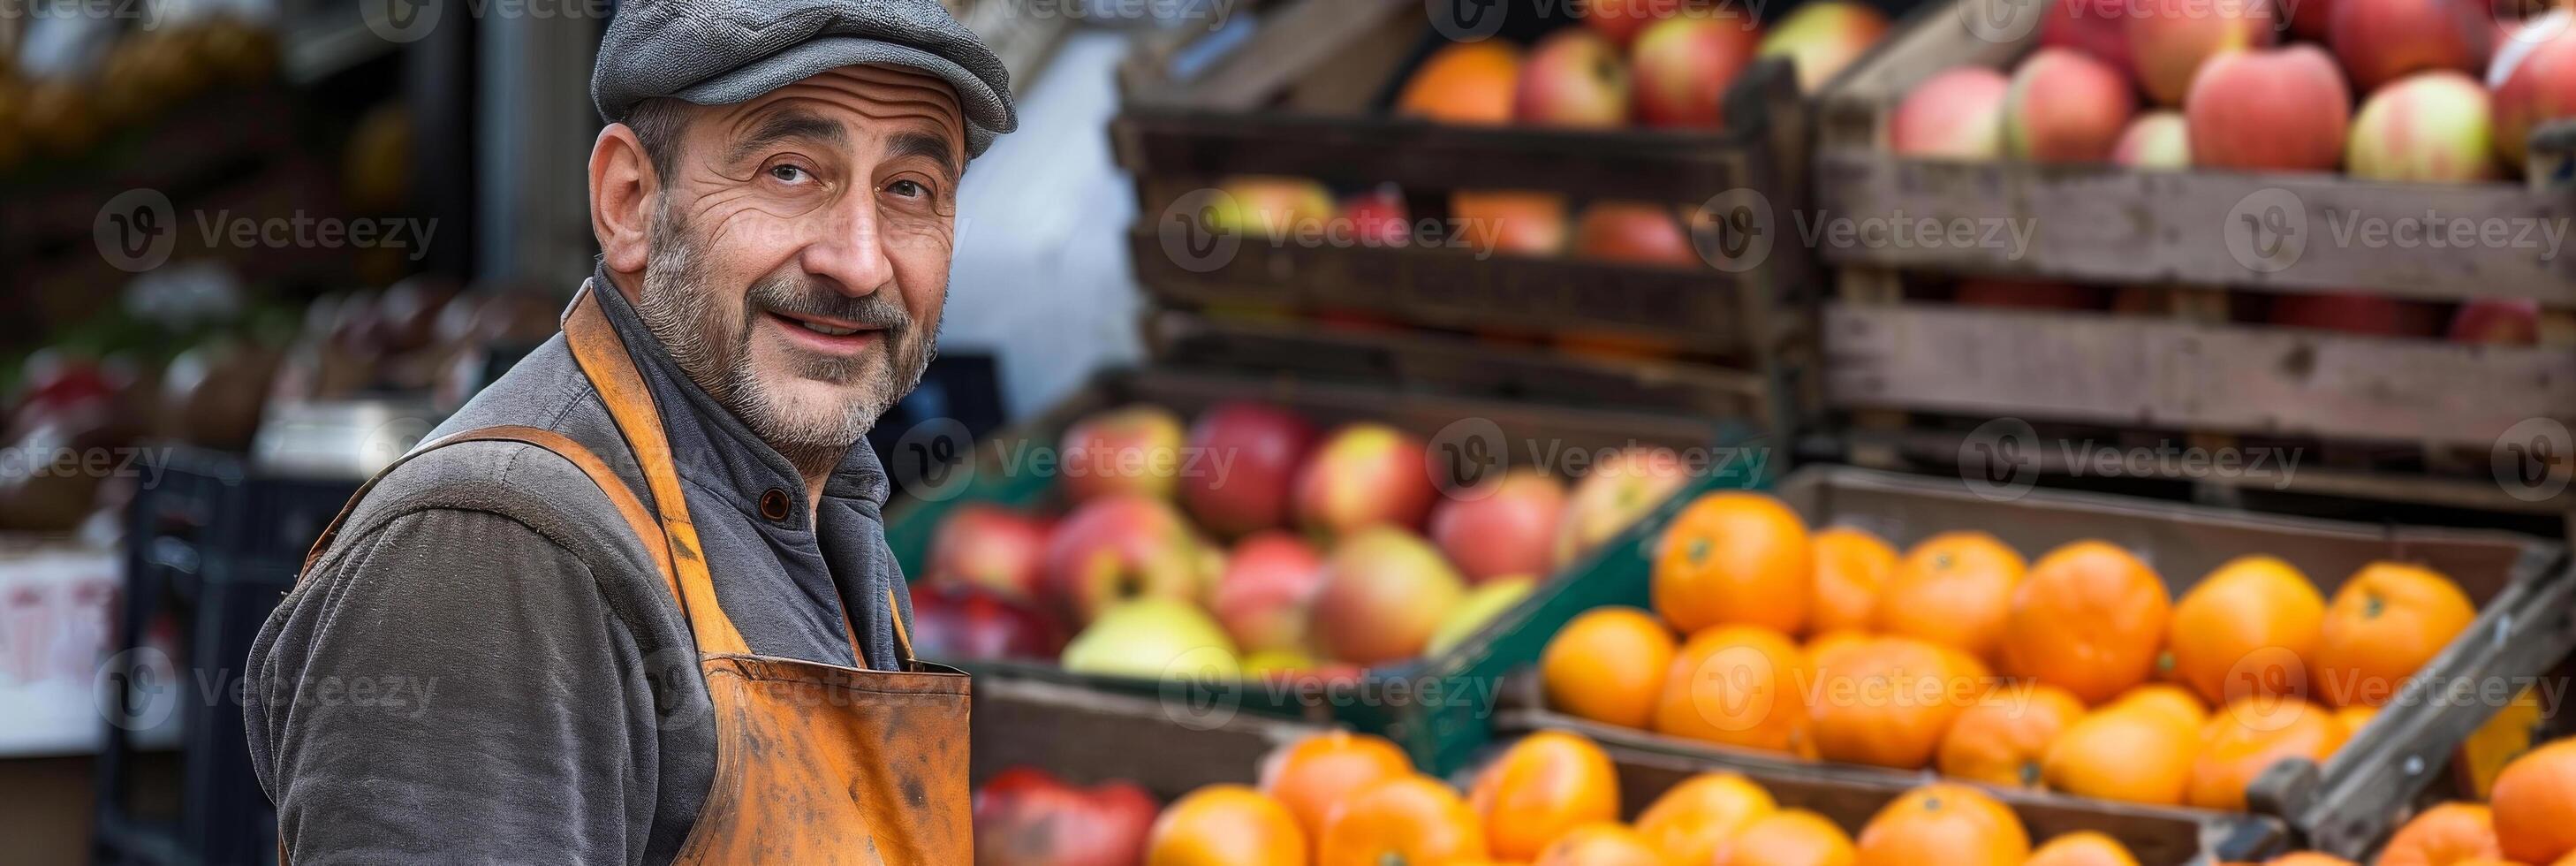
244, 270, 915, 864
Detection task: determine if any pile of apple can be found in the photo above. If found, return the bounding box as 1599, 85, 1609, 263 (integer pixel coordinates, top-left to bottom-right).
1890, 0, 2576, 179
913, 401, 1694, 680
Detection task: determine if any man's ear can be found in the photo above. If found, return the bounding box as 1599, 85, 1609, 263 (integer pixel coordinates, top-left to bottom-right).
589, 122, 657, 277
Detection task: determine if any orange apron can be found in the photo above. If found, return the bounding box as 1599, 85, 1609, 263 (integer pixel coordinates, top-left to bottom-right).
297, 285, 972, 864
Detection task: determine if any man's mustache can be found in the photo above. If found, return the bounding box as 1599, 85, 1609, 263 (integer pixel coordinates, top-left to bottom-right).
746, 277, 911, 332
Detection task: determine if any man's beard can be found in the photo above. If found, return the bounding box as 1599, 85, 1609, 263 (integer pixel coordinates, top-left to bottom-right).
633, 199, 938, 475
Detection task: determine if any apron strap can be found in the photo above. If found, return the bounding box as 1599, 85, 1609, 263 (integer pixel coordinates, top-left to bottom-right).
299, 425, 683, 610
559, 284, 754, 657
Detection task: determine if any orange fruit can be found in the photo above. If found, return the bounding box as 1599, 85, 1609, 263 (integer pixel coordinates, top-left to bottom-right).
2114, 684, 2210, 731
1808, 634, 1986, 770
1811, 527, 1899, 633
2379, 802, 2504, 866
1532, 822, 1665, 866
1635, 771, 1778, 865
2315, 562, 2475, 708
2186, 697, 2348, 810
1146, 784, 1309, 866
1542, 607, 1676, 729
1854, 783, 2031, 866
1468, 731, 1620, 860
2494, 739, 2576, 863
1653, 492, 1813, 634
2001, 541, 2171, 704
2042, 703, 2199, 806
2446, 859, 2530, 866
1937, 682, 2088, 788
2027, 831, 2141, 866
2267, 854, 2360, 866
1261, 731, 1413, 844
2166, 555, 2327, 707
1316, 775, 1488, 866
1807, 628, 1873, 661
1712, 809, 1857, 866
1876, 531, 2027, 662
1395, 42, 1521, 125
1652, 625, 1814, 754
2337, 705, 2379, 740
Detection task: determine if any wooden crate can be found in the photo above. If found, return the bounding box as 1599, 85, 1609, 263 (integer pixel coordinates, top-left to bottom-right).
1110, 0, 1827, 437
1483, 465, 2572, 859
1807, 0, 2576, 517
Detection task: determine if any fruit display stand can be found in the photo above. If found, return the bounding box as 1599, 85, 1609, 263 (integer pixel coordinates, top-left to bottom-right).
1472, 464, 2574, 858
1109, 0, 1833, 444
1807, 0, 2576, 517
1459, 732, 2231, 864
972, 672, 1322, 795
883, 362, 1770, 775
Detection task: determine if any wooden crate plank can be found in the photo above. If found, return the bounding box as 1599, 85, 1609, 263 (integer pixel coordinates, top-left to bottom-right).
1822, 303, 2576, 447
1113, 109, 1760, 201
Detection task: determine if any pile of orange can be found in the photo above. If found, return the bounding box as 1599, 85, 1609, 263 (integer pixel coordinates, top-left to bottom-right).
1144, 726, 2156, 866
1538, 490, 2481, 810
2241, 735, 2576, 866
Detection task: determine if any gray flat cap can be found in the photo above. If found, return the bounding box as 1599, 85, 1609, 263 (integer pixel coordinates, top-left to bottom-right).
593, 0, 1017, 157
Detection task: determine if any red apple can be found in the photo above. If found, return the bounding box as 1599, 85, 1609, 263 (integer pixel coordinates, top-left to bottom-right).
972, 767, 1159, 866
1294, 422, 1439, 537
2186, 45, 2352, 171
2128, 0, 2280, 104
1178, 401, 1316, 538
2005, 47, 2139, 163
1554, 446, 1692, 566
1210, 175, 1337, 238
1307, 526, 1469, 665
1040, 493, 1208, 625
1058, 404, 1185, 503
1759, 1, 1893, 94
1516, 28, 1633, 128
1454, 190, 1569, 257
2449, 298, 2542, 344
2329, 0, 2492, 93
927, 504, 1055, 601
1631, 15, 1762, 128
2268, 292, 2444, 336
2491, 11, 2576, 170
1209, 530, 1328, 653
2044, 0, 2139, 73
1890, 66, 2012, 158
2291, 0, 2337, 38
1339, 186, 1412, 248
907, 581, 1067, 662
1572, 201, 1699, 267
1428, 469, 1568, 584
1583, 0, 1687, 46
2112, 110, 2193, 168
1955, 278, 2104, 309
2347, 70, 2502, 181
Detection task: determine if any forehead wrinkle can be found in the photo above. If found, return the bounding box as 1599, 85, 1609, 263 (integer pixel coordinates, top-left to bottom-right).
721, 107, 850, 165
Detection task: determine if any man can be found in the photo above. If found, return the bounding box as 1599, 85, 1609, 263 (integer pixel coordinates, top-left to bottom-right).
243, 0, 1016, 861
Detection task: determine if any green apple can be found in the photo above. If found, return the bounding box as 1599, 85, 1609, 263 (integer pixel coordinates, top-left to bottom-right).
1425, 576, 1537, 656
1061, 597, 1241, 680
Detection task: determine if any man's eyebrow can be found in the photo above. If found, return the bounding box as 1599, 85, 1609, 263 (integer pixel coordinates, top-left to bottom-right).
888, 131, 963, 184
726, 109, 849, 163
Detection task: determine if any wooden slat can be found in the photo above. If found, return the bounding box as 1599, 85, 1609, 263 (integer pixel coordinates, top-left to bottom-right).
1127, 0, 1417, 110
1822, 303, 2576, 448
1811, 154, 2576, 303
1126, 227, 1752, 352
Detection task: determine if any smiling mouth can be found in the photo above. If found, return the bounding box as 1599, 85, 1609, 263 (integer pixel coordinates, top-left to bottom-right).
765, 309, 885, 354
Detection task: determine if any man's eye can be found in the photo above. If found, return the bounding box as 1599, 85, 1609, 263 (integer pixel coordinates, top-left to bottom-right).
769, 164, 809, 184
889, 179, 927, 198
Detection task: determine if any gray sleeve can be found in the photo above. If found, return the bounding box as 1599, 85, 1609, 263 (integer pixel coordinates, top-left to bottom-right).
245, 507, 663, 865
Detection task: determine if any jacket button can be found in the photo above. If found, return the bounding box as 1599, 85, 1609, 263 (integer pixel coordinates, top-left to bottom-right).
760, 489, 792, 522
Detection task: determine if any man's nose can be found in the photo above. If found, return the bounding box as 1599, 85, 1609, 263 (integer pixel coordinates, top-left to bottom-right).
800, 193, 897, 297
